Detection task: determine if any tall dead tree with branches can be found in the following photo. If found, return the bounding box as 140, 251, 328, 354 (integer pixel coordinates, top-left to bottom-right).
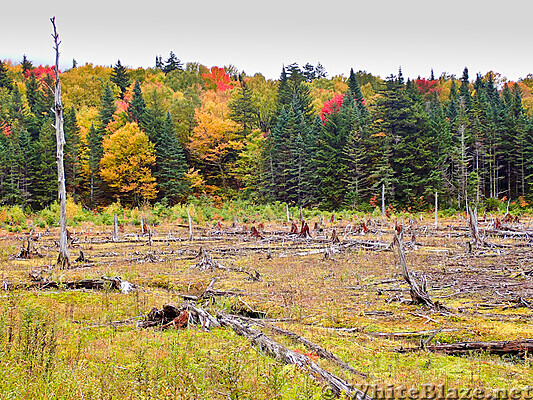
51, 17, 71, 269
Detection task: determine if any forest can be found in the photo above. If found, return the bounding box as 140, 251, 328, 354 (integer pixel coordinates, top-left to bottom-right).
1, 54, 533, 213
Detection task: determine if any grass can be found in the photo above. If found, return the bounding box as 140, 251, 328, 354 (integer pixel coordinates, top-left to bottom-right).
0, 205, 532, 398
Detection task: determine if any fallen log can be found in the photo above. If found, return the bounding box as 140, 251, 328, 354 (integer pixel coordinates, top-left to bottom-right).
217, 312, 372, 399
396, 339, 533, 356
240, 316, 367, 378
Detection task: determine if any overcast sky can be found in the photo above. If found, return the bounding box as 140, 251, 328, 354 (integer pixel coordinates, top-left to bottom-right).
3, 0, 532, 81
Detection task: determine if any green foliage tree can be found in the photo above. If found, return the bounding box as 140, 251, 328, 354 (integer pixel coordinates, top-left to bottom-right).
110, 60, 130, 99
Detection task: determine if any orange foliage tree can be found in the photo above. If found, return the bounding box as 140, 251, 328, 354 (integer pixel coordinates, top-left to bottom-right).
188, 91, 241, 193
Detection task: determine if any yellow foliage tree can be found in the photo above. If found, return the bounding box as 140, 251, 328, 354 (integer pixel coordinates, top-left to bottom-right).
100, 122, 157, 204
188, 91, 242, 193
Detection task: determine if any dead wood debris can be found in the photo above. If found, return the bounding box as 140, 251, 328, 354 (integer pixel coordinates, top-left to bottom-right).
7, 276, 135, 293
216, 312, 372, 400
396, 338, 533, 357
139, 303, 371, 398
393, 231, 437, 309
192, 248, 261, 281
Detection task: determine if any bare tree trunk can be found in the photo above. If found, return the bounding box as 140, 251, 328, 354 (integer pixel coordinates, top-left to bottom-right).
434, 192, 438, 229
187, 210, 193, 241
285, 203, 290, 223
113, 213, 119, 241
51, 17, 70, 269
381, 184, 385, 218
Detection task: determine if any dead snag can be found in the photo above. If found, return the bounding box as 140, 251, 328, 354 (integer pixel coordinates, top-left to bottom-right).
217, 312, 373, 400
331, 229, 340, 243
299, 221, 311, 238
467, 206, 481, 244
193, 247, 217, 270
393, 231, 434, 308
290, 222, 299, 235
397, 339, 533, 357
51, 17, 70, 270
251, 226, 264, 239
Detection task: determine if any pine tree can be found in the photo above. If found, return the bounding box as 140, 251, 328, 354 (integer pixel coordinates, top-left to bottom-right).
110, 60, 130, 99
162, 51, 183, 74
303, 63, 315, 82
99, 83, 117, 130
314, 98, 351, 209
87, 123, 102, 207
229, 75, 257, 136
314, 62, 327, 79
127, 80, 146, 124
64, 107, 82, 199
0, 61, 13, 91
154, 113, 188, 203
21, 55, 33, 75
459, 67, 472, 111
32, 120, 58, 209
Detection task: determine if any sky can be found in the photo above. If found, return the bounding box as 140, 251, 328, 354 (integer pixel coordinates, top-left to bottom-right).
3, 0, 533, 82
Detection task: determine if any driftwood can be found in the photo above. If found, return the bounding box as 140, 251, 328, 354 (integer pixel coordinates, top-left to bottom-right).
217, 312, 373, 399
397, 339, 533, 356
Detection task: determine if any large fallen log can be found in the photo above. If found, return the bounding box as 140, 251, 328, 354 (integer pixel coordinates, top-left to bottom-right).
396, 339, 533, 356
217, 312, 372, 399
240, 317, 367, 378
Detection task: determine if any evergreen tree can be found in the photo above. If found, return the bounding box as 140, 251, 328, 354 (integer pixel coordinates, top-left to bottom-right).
0, 61, 13, 91
154, 113, 188, 203
32, 120, 57, 208
229, 75, 257, 136
98, 83, 117, 129
459, 67, 472, 110
127, 80, 146, 124
314, 62, 327, 79
155, 56, 163, 70
302, 63, 315, 82
86, 124, 102, 206
110, 60, 130, 99
162, 51, 183, 74
21, 55, 33, 75
64, 107, 82, 199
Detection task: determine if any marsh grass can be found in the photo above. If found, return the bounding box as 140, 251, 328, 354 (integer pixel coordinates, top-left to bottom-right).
0, 208, 532, 398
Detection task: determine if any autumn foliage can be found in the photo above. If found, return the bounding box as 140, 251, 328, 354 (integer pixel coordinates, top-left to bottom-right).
202, 66, 235, 92
320, 93, 344, 122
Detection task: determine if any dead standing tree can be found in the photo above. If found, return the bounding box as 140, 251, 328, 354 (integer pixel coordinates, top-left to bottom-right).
51, 17, 70, 269
393, 231, 434, 308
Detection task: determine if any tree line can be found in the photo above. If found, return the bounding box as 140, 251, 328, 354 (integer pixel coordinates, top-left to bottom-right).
0, 54, 532, 211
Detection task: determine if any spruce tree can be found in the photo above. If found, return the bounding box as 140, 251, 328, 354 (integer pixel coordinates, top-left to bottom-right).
99, 83, 117, 129
154, 113, 188, 203
229, 75, 256, 136
127, 80, 146, 124
110, 60, 130, 99
0, 61, 13, 91
162, 51, 183, 74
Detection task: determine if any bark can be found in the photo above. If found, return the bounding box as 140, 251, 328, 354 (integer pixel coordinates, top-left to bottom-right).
217, 312, 373, 399
397, 339, 533, 356
51, 17, 70, 269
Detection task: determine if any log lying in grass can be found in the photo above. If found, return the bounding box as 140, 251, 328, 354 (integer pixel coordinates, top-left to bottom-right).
240, 316, 367, 378
396, 339, 533, 356
8, 276, 134, 293
217, 312, 372, 400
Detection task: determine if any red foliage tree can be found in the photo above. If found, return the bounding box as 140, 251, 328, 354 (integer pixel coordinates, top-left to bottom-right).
202, 66, 235, 92
25, 65, 58, 82
319, 93, 344, 122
